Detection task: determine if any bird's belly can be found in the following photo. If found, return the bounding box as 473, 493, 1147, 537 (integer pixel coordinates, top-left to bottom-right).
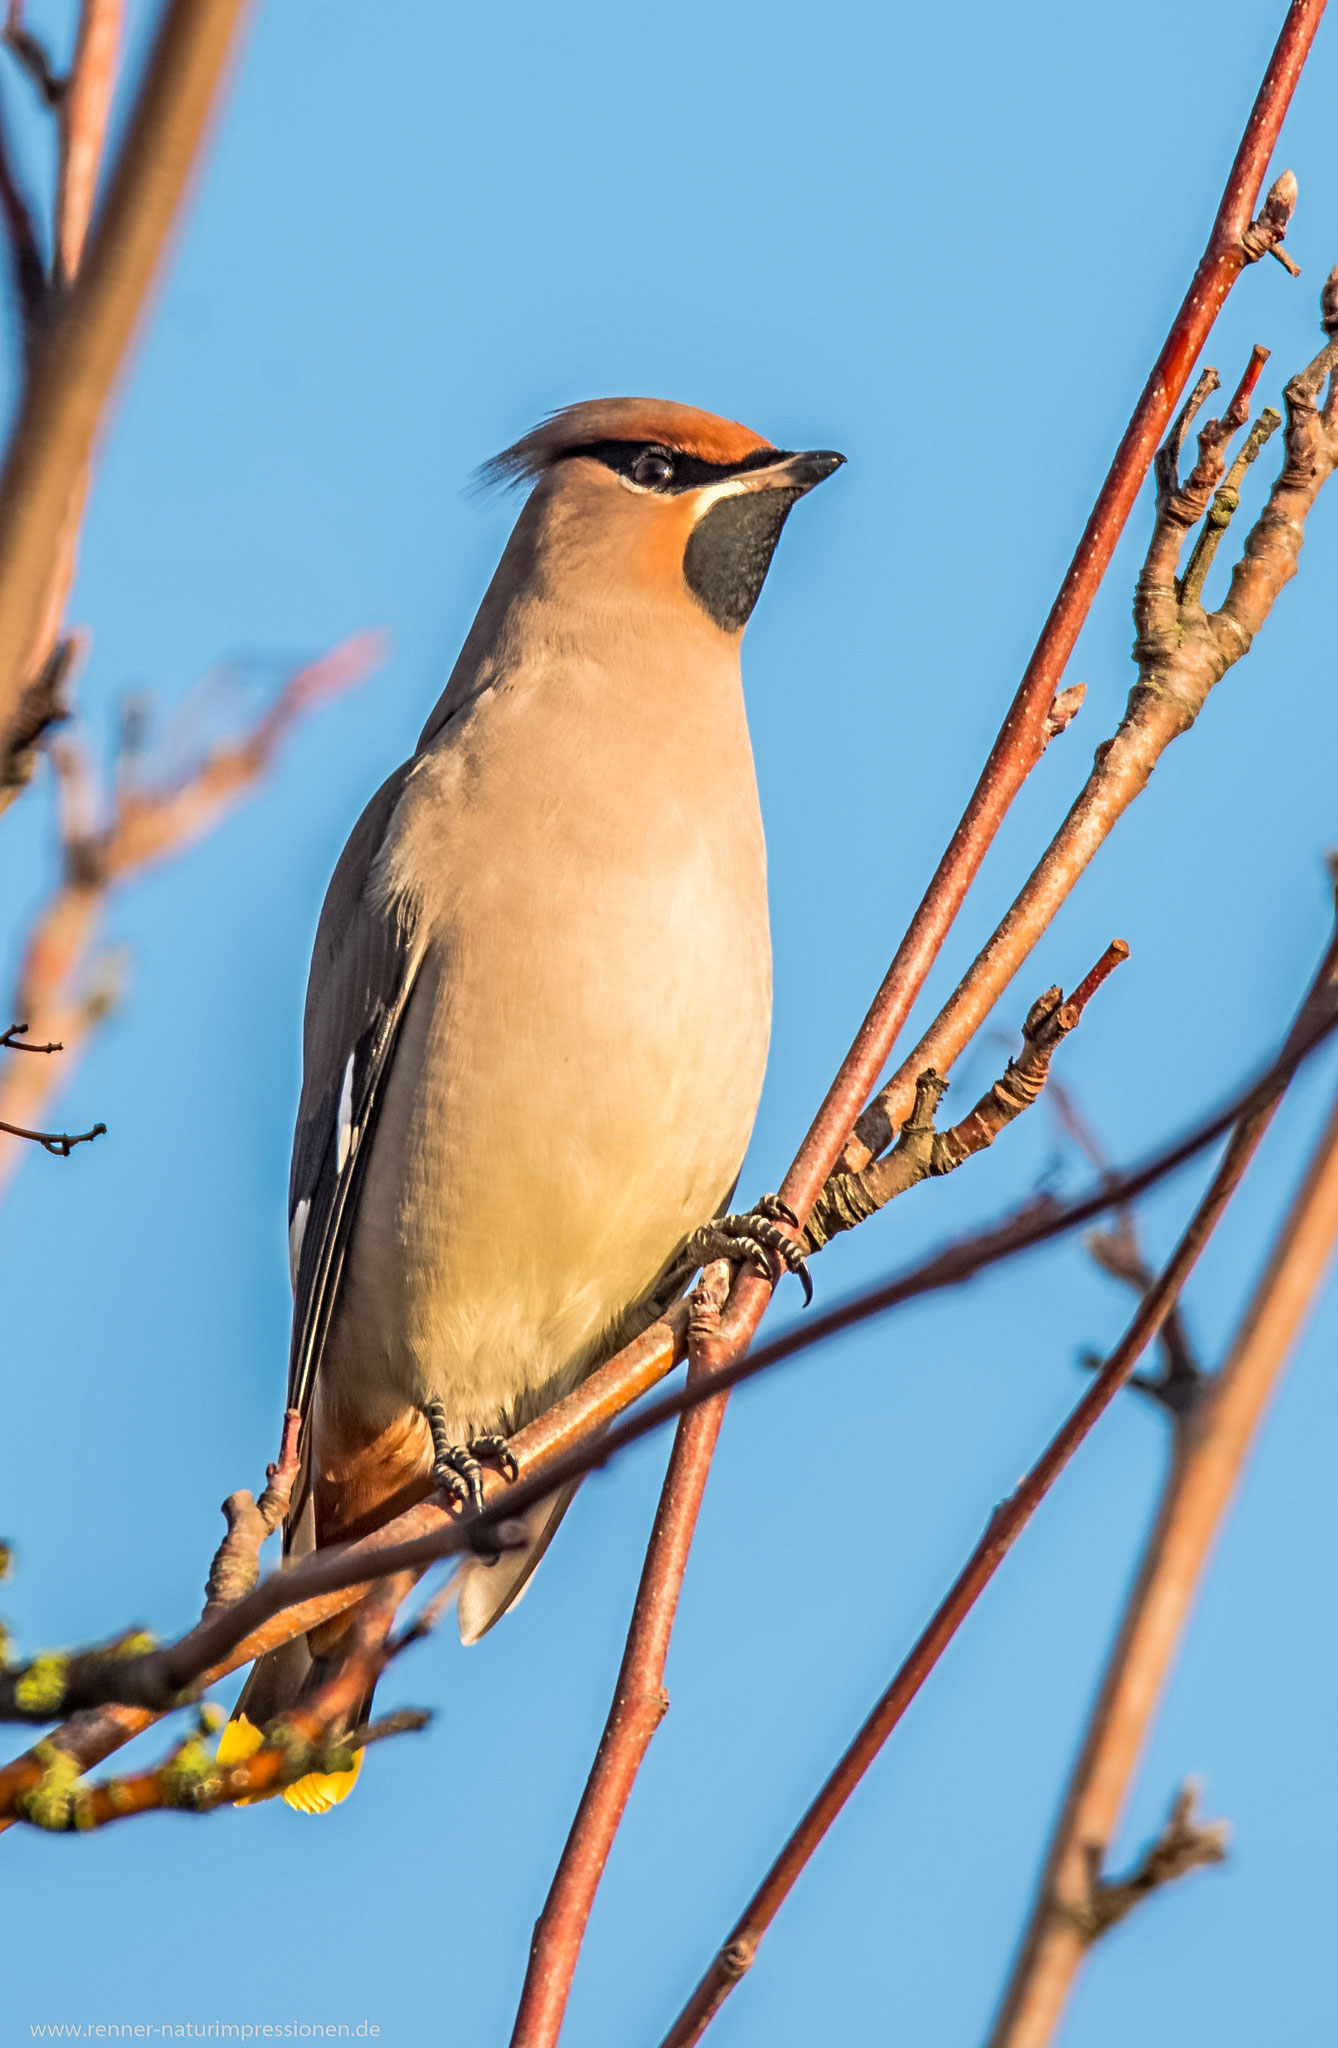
324, 834, 770, 1441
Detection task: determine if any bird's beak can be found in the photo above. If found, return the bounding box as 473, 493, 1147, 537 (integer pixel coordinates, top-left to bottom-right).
735, 448, 846, 496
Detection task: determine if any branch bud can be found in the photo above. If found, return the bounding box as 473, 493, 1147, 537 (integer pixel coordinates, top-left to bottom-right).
1242, 169, 1300, 274
1262, 167, 1298, 230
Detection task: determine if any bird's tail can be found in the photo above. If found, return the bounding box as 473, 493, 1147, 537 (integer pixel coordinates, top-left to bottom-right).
456, 1479, 581, 1644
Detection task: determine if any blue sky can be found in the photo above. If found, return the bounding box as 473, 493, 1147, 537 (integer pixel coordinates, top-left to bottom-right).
3, 1, 1338, 2042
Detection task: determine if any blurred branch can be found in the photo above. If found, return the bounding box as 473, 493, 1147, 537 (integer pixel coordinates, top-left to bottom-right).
0, 633, 385, 1196
657, 915, 1338, 2048
0, 0, 254, 791
55, 0, 122, 288
987, 1061, 1338, 2048
0, 91, 42, 333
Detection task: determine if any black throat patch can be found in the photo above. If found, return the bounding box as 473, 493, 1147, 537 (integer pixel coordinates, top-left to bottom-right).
682, 488, 804, 632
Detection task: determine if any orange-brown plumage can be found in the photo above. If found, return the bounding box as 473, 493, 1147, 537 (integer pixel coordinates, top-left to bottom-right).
482, 397, 773, 487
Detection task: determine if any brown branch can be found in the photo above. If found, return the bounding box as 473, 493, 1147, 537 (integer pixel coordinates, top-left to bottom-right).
202, 1408, 300, 1614
0, 633, 384, 1197
806, 943, 1127, 1249
846, 281, 1337, 1178
0, 0, 255, 772
987, 1065, 1338, 2048
1060, 1782, 1229, 1941
656, 919, 1338, 2048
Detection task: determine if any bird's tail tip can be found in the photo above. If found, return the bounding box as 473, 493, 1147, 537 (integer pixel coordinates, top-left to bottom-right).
217, 1711, 363, 1815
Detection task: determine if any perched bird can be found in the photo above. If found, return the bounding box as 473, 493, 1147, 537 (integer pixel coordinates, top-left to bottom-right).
227, 398, 843, 1809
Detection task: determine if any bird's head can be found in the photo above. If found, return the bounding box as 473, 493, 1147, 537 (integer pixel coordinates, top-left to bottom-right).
481, 398, 844, 635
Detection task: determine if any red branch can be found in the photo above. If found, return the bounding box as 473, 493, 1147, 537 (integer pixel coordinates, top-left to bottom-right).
510, 1267, 732, 2047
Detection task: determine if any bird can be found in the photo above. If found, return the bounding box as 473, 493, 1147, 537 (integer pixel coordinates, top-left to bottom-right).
224, 397, 843, 1810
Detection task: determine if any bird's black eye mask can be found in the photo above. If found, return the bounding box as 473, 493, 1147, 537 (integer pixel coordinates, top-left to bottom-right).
569, 440, 801, 630
569, 440, 793, 494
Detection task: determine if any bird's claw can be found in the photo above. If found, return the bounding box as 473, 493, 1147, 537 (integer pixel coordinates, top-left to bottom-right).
682, 1193, 812, 1305
424, 1409, 519, 1526
466, 1434, 519, 1484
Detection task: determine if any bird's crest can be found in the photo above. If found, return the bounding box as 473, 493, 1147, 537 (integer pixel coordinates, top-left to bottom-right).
477, 398, 772, 491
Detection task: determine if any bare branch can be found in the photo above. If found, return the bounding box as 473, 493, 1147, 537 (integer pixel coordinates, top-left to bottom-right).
1064, 1783, 1229, 1942
0, 1112, 102, 1155
807, 943, 1126, 1250
0, 1024, 61, 1053
849, 284, 1338, 1171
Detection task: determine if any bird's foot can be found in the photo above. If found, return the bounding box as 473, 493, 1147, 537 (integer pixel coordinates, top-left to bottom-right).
423, 1403, 519, 1523
679, 1193, 812, 1305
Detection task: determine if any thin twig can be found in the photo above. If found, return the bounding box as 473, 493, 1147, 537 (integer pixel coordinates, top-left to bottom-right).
0, 1113, 102, 1155
987, 1067, 1338, 2048
0, 1024, 60, 1052
656, 919, 1338, 2048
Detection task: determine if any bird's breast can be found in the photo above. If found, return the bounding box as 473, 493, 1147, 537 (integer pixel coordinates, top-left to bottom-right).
330, 641, 771, 1437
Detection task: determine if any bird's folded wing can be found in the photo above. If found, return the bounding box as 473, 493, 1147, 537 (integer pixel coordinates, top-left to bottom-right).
286, 762, 422, 1426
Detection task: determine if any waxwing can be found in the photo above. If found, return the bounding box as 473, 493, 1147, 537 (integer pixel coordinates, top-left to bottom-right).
226, 398, 843, 1809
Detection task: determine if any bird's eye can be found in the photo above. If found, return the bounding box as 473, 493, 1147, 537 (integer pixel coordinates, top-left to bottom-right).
630, 448, 675, 489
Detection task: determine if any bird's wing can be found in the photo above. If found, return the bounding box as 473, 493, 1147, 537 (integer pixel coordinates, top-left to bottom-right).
286, 761, 422, 1425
